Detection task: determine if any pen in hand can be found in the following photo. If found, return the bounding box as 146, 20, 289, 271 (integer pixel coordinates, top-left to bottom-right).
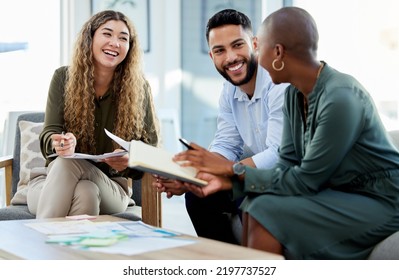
60, 131, 65, 148
179, 138, 194, 150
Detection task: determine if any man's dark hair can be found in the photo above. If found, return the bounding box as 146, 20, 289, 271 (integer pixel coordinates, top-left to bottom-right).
206, 9, 253, 42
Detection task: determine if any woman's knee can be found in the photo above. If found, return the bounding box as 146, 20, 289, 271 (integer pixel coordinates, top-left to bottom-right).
69, 181, 100, 215
247, 195, 293, 218
73, 180, 100, 203
247, 214, 283, 254
48, 157, 90, 176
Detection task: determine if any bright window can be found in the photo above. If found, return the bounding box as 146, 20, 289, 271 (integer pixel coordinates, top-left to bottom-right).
0, 0, 60, 206
294, 0, 399, 130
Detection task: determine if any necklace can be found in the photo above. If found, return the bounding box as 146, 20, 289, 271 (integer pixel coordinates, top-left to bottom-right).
316, 62, 324, 78
303, 97, 308, 120
303, 62, 324, 122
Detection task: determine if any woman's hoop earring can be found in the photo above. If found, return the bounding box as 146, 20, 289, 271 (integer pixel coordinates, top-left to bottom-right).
272, 59, 284, 71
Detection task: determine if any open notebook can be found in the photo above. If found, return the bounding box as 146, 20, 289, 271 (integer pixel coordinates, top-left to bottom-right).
128, 140, 207, 186
104, 129, 207, 186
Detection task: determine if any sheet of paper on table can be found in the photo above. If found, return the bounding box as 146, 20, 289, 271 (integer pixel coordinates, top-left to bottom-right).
25, 220, 194, 256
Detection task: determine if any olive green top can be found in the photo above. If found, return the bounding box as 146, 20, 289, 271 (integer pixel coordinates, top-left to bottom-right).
40, 66, 158, 180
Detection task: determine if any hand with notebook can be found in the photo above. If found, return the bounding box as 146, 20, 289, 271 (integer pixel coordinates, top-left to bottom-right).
184, 171, 233, 198
101, 128, 206, 185
153, 140, 238, 198
128, 140, 207, 186
173, 142, 235, 176
153, 174, 188, 198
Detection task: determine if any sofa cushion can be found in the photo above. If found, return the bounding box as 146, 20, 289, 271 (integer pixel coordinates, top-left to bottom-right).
0, 205, 35, 220
11, 121, 45, 205
112, 205, 142, 221
0, 205, 142, 221
368, 231, 399, 259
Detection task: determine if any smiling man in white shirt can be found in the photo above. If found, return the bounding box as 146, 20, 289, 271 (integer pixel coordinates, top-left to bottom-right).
154, 9, 288, 244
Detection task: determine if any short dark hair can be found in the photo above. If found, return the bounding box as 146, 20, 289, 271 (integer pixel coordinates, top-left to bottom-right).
206, 9, 253, 42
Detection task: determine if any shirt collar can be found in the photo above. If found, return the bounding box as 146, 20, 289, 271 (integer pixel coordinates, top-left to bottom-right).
233, 65, 266, 102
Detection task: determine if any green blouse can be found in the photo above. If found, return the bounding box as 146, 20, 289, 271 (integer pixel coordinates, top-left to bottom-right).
234, 62, 399, 200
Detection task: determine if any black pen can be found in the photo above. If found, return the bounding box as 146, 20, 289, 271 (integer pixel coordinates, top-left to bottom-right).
179, 138, 194, 150
60, 131, 65, 148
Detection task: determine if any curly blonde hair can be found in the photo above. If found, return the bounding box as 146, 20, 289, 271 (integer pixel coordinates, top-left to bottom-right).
64, 10, 157, 154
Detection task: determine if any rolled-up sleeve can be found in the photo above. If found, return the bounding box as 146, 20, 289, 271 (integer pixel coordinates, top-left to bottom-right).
251, 83, 286, 168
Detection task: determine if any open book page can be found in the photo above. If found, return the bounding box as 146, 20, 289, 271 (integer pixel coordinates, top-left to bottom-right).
128, 140, 207, 186
48, 128, 129, 161
104, 128, 130, 151
48, 151, 127, 161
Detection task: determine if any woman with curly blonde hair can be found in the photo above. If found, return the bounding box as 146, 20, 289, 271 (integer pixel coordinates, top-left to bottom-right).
27, 10, 159, 218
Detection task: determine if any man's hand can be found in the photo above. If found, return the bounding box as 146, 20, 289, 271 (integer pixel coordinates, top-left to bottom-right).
152, 174, 188, 198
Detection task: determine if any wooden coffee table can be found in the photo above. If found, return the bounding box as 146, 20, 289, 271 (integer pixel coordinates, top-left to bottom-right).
0, 215, 284, 260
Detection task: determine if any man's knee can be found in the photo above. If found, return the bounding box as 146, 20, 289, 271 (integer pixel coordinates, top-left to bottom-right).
185, 191, 201, 212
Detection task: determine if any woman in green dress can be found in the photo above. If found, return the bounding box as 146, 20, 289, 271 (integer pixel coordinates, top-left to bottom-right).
178, 7, 399, 259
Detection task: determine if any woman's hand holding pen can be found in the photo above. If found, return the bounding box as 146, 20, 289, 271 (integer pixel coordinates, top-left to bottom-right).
51, 132, 76, 156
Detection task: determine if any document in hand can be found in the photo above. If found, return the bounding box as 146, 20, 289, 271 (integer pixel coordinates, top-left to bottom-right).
48, 151, 127, 161
75, 129, 206, 186
48, 128, 130, 161
128, 140, 207, 186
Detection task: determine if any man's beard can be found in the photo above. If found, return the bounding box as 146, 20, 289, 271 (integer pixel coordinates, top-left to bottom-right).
217, 54, 257, 86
